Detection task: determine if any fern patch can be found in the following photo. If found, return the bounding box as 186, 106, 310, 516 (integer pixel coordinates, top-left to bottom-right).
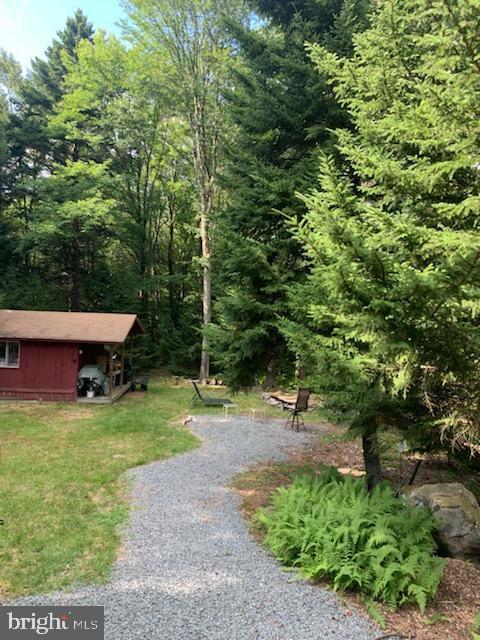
258, 469, 445, 612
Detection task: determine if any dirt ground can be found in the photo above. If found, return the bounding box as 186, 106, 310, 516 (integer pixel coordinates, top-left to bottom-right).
232, 422, 480, 640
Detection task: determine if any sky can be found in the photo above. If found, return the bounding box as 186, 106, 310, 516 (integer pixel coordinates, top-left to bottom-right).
0, 0, 126, 70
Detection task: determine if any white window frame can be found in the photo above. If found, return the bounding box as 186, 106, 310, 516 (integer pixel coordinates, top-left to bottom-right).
0, 341, 21, 368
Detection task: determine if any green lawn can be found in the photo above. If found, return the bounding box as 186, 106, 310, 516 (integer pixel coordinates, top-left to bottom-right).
0, 378, 289, 599
0, 380, 202, 599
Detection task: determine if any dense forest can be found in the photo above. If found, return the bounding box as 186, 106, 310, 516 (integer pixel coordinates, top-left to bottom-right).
2, 0, 480, 478
0, 0, 370, 380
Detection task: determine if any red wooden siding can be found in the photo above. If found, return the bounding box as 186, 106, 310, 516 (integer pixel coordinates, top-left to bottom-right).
0, 340, 79, 402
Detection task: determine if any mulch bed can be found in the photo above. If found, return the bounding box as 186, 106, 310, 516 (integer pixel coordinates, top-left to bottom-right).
232, 422, 480, 640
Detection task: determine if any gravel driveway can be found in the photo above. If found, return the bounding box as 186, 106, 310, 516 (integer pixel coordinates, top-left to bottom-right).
13, 415, 378, 639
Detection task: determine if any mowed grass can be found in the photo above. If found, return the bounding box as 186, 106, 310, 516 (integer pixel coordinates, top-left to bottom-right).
0, 378, 295, 599
0, 380, 199, 599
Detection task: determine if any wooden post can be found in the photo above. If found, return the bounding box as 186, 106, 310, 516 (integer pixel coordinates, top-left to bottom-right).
120, 342, 125, 386
109, 345, 113, 395
130, 335, 133, 368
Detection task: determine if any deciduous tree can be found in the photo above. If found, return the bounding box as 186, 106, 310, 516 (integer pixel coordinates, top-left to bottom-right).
125, 0, 246, 381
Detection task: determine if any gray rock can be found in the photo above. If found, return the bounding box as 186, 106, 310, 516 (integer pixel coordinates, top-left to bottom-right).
404, 482, 480, 559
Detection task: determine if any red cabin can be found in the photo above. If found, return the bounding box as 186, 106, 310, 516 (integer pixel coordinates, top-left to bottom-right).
0, 310, 144, 402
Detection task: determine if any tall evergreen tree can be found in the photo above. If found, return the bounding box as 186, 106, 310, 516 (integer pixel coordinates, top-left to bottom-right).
210, 0, 370, 389
0, 50, 21, 211
0, 12, 95, 310
23, 10, 94, 115
0, 50, 22, 301
282, 0, 480, 487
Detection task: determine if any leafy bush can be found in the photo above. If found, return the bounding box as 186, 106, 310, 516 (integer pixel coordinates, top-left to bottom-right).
258, 469, 444, 612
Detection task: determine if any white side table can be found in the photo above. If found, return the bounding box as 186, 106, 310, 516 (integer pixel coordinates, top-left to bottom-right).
223, 403, 238, 418
249, 408, 266, 423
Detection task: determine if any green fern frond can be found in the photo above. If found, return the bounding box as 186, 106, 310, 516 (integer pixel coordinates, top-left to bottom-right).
258, 469, 444, 612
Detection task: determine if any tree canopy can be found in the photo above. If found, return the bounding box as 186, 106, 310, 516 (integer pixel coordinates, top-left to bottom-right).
281, 0, 480, 483
2, 0, 480, 474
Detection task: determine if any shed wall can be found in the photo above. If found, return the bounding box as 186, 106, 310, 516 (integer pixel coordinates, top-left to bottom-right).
0, 340, 79, 401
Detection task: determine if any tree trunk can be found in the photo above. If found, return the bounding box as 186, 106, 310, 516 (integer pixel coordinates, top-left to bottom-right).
265, 354, 277, 389
199, 197, 211, 384
295, 357, 306, 381
189, 101, 216, 385
362, 425, 382, 492
70, 237, 81, 312
167, 201, 177, 329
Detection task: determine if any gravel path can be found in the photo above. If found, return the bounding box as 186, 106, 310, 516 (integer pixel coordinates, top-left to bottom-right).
13, 416, 378, 639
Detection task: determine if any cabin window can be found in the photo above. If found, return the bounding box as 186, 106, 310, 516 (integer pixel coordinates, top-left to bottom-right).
0, 341, 20, 367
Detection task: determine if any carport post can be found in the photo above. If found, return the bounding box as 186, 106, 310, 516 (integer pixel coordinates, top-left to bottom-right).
109, 345, 113, 395
121, 342, 125, 385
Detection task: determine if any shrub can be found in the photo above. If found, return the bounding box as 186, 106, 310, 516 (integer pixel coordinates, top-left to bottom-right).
258, 469, 444, 612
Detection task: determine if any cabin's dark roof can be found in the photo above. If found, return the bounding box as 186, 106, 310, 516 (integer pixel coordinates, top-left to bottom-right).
0, 310, 144, 344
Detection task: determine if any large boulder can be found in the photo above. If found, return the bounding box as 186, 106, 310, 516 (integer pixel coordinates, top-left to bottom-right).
403, 482, 480, 560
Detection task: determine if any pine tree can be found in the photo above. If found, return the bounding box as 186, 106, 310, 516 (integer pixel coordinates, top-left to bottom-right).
0, 50, 22, 298
22, 10, 94, 115
0, 49, 21, 213
210, 0, 371, 389
282, 0, 480, 486
0, 12, 95, 310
